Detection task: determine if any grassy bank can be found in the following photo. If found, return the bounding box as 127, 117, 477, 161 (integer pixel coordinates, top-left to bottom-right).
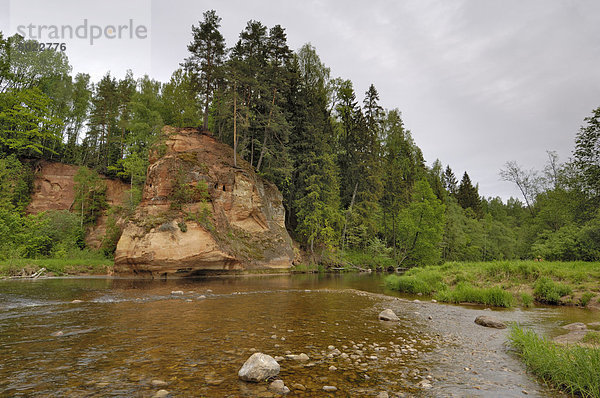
385, 261, 600, 308
0, 254, 113, 277
509, 325, 600, 398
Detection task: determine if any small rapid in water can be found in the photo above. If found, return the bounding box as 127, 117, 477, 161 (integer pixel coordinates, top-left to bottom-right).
0, 273, 588, 397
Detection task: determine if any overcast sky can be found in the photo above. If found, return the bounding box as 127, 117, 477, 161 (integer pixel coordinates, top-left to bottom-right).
2, 0, 600, 200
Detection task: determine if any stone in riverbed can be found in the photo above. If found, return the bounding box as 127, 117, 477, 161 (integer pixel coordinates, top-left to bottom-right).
285, 353, 309, 362
379, 309, 399, 321
474, 315, 506, 329
562, 322, 587, 331
292, 383, 306, 391
377, 392, 389, 398
238, 353, 280, 382
152, 390, 170, 398
151, 379, 168, 387
269, 379, 289, 394
171, 291, 184, 295
323, 386, 338, 392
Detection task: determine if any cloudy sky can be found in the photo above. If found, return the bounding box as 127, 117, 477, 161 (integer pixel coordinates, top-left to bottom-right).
2, 0, 600, 200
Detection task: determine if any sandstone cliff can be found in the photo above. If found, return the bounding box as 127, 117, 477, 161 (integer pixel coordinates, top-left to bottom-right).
27, 161, 128, 248
113, 127, 294, 276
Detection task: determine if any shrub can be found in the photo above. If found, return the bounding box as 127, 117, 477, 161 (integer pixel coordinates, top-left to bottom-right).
580, 292, 595, 307
533, 277, 573, 304
520, 292, 534, 307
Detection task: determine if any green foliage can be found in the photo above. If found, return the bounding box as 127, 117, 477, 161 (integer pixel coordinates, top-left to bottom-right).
520, 292, 534, 307
509, 325, 600, 398
73, 167, 107, 226
533, 277, 573, 304
170, 169, 210, 210
0, 155, 33, 212
573, 106, 600, 199
396, 179, 445, 266
101, 215, 122, 257
582, 331, 600, 346
456, 172, 481, 216
385, 270, 447, 295
435, 282, 514, 307
580, 292, 595, 307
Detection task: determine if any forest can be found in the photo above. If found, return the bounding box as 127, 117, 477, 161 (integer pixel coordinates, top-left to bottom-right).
0, 10, 599, 267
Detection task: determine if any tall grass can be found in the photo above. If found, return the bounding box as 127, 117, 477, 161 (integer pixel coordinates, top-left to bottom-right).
385, 269, 447, 295
435, 282, 514, 307
509, 325, 600, 398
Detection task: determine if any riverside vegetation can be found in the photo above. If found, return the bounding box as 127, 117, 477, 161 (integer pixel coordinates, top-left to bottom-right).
385, 260, 600, 308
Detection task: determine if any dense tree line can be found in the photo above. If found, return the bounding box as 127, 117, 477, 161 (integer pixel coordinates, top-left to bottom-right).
0, 12, 598, 264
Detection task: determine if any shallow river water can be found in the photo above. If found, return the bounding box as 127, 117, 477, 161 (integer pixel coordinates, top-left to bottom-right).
0, 273, 595, 397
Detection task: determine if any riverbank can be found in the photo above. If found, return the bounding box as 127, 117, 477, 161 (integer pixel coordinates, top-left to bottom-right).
0, 257, 113, 278
385, 261, 600, 309
509, 325, 600, 398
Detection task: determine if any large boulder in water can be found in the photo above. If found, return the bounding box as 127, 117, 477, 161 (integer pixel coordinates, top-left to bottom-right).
379, 309, 399, 321
114, 127, 295, 276
238, 353, 280, 382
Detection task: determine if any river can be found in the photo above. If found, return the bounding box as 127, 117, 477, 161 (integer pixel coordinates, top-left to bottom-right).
0, 273, 593, 397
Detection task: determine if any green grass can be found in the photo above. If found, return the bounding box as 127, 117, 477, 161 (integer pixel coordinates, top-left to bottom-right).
520, 292, 534, 307
435, 282, 514, 307
384, 261, 600, 308
582, 331, 600, 346
533, 276, 573, 304
509, 325, 600, 398
385, 270, 447, 295
0, 253, 113, 277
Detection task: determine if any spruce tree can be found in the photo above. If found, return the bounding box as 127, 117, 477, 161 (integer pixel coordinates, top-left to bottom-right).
457, 172, 482, 216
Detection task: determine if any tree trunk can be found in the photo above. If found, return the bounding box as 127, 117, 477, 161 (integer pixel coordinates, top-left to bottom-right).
233, 81, 237, 168
256, 88, 276, 172
203, 57, 212, 131
341, 181, 359, 251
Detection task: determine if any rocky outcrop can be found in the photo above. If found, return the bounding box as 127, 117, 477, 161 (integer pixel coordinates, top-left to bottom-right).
27, 161, 128, 248
114, 127, 294, 276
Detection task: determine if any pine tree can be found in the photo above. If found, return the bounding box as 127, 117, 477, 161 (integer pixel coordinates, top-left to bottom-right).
184, 10, 226, 131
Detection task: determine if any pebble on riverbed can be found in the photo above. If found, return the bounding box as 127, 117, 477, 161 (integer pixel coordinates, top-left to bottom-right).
323, 385, 338, 392
170, 291, 184, 295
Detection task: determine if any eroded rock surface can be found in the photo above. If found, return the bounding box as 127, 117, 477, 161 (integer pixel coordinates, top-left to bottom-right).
114, 127, 294, 275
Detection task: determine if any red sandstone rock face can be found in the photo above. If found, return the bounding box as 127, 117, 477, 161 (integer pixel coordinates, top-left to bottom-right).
114, 127, 294, 276
27, 161, 128, 248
